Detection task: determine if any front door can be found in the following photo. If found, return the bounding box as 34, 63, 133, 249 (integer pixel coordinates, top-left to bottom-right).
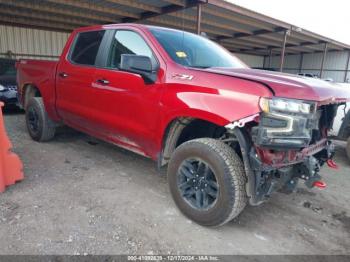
89, 29, 163, 156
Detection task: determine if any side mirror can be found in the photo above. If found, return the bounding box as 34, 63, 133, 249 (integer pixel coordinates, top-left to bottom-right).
120, 54, 158, 84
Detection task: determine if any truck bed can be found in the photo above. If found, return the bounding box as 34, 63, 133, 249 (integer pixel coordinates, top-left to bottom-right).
16, 59, 58, 107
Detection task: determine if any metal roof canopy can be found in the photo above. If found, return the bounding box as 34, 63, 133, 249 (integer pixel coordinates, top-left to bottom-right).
1, 0, 350, 73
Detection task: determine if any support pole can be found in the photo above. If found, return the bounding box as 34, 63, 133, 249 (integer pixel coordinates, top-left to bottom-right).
320, 42, 328, 78
268, 48, 273, 69
344, 49, 350, 83
196, 3, 202, 35
298, 53, 304, 73
263, 55, 267, 69
279, 30, 289, 72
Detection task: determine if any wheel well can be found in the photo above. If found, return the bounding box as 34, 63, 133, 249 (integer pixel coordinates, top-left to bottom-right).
160, 117, 227, 166
23, 84, 41, 109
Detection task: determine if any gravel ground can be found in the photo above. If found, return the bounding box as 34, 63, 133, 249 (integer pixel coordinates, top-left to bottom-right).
1, 110, 350, 255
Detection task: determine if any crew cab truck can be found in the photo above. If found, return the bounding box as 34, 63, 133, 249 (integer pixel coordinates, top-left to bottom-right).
17, 24, 350, 226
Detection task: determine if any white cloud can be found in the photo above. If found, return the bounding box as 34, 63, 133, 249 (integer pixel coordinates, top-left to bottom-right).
226, 0, 350, 45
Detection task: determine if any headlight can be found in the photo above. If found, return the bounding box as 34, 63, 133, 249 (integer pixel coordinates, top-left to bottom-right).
0, 84, 5, 92
259, 97, 316, 115
254, 97, 318, 148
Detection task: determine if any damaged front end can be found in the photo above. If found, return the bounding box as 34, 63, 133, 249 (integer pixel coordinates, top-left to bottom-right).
226, 97, 341, 205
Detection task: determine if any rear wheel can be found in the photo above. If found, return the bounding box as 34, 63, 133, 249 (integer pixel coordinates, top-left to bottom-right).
167, 138, 247, 226
25, 97, 56, 142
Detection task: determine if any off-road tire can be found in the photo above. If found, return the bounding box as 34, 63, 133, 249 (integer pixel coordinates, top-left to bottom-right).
167, 138, 247, 226
25, 97, 56, 142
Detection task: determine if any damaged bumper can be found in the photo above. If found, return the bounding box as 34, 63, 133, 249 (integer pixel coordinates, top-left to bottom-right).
225, 98, 342, 205
254, 138, 332, 169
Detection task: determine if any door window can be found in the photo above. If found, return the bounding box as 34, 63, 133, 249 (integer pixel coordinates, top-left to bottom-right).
70, 30, 105, 66
107, 30, 157, 69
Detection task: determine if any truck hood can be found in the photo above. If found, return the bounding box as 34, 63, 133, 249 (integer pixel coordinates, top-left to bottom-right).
205, 68, 350, 103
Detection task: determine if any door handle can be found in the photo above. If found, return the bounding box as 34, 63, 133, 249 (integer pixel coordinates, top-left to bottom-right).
96, 79, 110, 85
59, 72, 68, 78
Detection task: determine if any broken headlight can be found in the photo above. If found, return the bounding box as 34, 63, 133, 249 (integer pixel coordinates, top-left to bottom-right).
259, 97, 316, 115
253, 97, 318, 148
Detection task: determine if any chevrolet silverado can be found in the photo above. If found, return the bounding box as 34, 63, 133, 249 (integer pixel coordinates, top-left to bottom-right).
16, 24, 350, 226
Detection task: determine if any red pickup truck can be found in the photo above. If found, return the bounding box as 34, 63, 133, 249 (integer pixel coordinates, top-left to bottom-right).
17, 24, 350, 226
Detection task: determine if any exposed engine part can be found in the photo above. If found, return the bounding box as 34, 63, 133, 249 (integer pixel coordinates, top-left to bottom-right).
319, 104, 338, 130
225, 102, 339, 205
225, 133, 336, 204
313, 140, 335, 166
295, 156, 322, 189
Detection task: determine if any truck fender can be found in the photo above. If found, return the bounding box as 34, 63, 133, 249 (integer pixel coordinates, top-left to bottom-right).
21, 82, 61, 122
157, 91, 264, 165
161, 90, 263, 129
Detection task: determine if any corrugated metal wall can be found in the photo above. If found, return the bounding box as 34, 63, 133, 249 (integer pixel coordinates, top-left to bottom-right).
0, 24, 266, 66
1, 25, 348, 82
0, 25, 69, 60
264, 51, 350, 83
235, 53, 264, 68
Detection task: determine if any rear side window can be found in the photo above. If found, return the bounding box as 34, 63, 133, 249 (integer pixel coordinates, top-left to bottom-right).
70, 30, 105, 65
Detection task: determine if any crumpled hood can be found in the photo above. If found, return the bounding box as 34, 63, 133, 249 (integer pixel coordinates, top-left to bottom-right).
205, 68, 350, 103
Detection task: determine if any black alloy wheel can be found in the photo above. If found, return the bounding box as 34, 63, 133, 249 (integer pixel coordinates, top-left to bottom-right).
177, 158, 219, 210
168, 138, 247, 226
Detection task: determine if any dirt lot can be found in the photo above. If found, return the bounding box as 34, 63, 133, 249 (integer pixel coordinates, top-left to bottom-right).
1, 110, 350, 255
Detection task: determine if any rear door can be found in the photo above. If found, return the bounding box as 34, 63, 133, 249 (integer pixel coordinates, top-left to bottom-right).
55, 29, 107, 132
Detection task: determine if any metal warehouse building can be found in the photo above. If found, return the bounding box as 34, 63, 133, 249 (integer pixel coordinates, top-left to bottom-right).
1, 0, 349, 83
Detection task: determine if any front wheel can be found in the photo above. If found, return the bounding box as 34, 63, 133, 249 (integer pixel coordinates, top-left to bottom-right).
25, 97, 56, 142
167, 138, 247, 226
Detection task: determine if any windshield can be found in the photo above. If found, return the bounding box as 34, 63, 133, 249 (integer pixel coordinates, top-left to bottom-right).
0, 59, 16, 77
149, 27, 247, 69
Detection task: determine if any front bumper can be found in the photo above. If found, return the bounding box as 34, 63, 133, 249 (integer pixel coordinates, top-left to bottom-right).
226, 121, 335, 206
254, 138, 332, 169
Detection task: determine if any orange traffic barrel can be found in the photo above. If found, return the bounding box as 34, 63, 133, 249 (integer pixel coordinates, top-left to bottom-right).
0, 102, 24, 192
